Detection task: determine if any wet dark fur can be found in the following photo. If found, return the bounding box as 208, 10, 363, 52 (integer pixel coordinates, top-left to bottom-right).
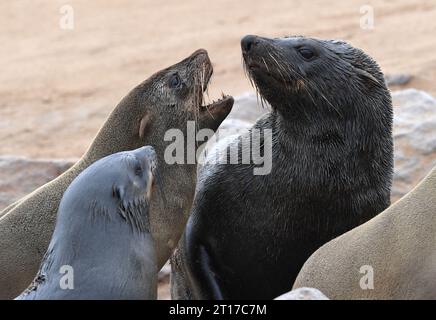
171, 35, 393, 299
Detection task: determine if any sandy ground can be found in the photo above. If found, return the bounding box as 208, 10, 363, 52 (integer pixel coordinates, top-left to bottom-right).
1, 0, 436, 158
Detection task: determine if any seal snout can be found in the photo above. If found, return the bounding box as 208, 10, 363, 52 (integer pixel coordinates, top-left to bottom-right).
191, 48, 212, 70
241, 35, 265, 72
241, 35, 260, 54
190, 48, 213, 86
190, 49, 233, 122
136, 146, 157, 173
191, 48, 208, 57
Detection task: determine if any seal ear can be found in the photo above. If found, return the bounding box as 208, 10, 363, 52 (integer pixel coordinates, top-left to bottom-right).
139, 112, 152, 140
354, 67, 383, 88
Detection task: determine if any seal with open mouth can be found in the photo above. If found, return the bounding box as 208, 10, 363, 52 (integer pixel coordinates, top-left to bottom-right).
171, 35, 393, 299
0, 49, 233, 299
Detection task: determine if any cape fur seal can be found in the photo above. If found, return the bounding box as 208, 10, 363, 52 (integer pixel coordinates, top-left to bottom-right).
17, 146, 158, 300
293, 166, 436, 299
0, 49, 233, 299
171, 35, 393, 299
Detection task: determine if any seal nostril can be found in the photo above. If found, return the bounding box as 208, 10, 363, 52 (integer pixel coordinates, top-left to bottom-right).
241, 35, 258, 53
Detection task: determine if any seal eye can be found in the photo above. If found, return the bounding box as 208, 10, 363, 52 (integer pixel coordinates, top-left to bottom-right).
298, 48, 315, 60
134, 165, 143, 176
169, 74, 181, 89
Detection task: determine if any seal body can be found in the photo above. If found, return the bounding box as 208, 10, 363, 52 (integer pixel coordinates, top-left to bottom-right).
293, 166, 436, 300
16, 146, 158, 300
171, 35, 393, 299
0, 50, 233, 299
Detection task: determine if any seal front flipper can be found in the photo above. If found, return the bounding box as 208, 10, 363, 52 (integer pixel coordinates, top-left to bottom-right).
180, 198, 226, 300
185, 241, 225, 300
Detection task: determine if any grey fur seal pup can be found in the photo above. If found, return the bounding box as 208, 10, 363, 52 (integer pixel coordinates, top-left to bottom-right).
293, 166, 436, 299
171, 35, 393, 299
16, 146, 158, 300
0, 49, 234, 299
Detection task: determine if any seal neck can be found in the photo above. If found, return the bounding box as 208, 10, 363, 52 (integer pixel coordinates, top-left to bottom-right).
82, 94, 144, 165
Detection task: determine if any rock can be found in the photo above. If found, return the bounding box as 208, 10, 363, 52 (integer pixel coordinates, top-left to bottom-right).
275, 287, 329, 300
157, 261, 172, 300
391, 89, 436, 201
213, 92, 266, 140
0, 156, 76, 211
158, 261, 171, 282
225, 91, 269, 126
385, 74, 413, 86
198, 93, 265, 167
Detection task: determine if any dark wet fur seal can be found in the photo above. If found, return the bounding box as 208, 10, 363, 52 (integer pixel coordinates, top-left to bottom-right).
16, 146, 158, 300
0, 49, 233, 299
171, 35, 393, 299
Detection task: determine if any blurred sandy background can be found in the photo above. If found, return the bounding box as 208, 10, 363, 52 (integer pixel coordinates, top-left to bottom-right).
1, 0, 436, 159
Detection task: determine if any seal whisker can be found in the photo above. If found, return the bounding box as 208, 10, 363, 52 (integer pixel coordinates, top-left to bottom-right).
272, 50, 333, 117
268, 52, 289, 90
308, 81, 343, 118
242, 55, 256, 90
261, 57, 270, 73
120, 197, 150, 234
273, 48, 343, 118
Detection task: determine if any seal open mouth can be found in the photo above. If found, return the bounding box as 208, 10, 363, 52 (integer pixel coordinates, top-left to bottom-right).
195, 54, 234, 117
201, 90, 233, 115
188, 49, 234, 128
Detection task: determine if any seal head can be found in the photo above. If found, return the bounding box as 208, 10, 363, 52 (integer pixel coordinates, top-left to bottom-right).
136, 49, 234, 142
242, 35, 387, 111
17, 146, 159, 300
